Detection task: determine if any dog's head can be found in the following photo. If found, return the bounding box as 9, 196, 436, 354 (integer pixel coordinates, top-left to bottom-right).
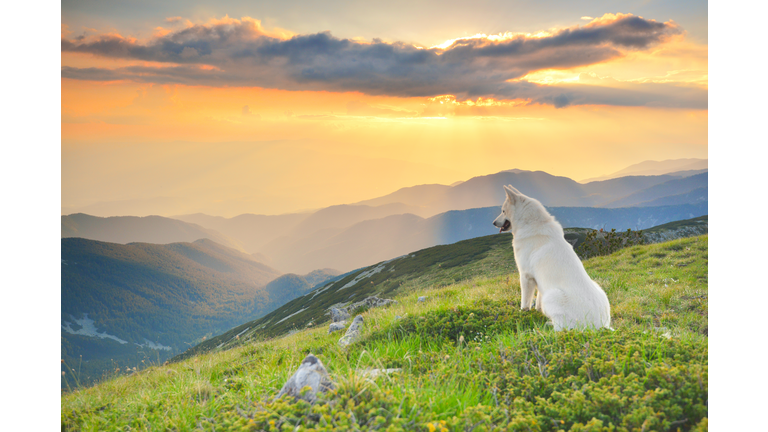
493, 185, 522, 233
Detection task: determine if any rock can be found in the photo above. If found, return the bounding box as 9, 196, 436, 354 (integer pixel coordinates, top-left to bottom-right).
338, 315, 364, 347
348, 296, 397, 312
275, 354, 334, 403
329, 296, 396, 323
328, 321, 347, 334
395, 315, 403, 320
418, 296, 427, 302
330, 307, 350, 323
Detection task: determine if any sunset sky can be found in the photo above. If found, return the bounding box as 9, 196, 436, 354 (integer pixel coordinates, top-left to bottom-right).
61, 0, 708, 217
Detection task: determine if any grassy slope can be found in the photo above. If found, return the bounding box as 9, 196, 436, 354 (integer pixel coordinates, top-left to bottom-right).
171, 233, 525, 361
62, 235, 708, 431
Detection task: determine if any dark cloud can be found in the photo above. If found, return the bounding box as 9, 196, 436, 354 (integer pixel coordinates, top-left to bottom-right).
61, 14, 704, 108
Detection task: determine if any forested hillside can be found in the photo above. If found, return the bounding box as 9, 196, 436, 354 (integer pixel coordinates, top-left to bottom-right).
61, 238, 283, 387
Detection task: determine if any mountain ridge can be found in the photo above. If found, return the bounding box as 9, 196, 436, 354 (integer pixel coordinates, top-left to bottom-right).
62, 213, 246, 253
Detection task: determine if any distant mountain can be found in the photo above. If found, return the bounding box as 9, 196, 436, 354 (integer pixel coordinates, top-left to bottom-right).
664, 168, 708, 178
263, 274, 311, 306
353, 170, 686, 217
62, 213, 245, 252
172, 204, 430, 257
637, 187, 707, 207
172, 168, 707, 273
293, 203, 433, 232
260, 202, 708, 274
581, 158, 707, 183
172, 213, 310, 253
353, 184, 453, 211
303, 268, 343, 288
260, 213, 432, 274
61, 237, 287, 387
262, 269, 341, 306
601, 173, 708, 208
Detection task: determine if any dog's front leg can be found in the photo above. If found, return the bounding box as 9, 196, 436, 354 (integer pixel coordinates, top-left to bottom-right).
520, 274, 537, 310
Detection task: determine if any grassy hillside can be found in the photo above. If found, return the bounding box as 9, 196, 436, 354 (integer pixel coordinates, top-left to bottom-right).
171, 232, 522, 360
62, 235, 707, 431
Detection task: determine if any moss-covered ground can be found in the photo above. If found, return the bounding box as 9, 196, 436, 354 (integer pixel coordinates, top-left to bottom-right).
62, 236, 708, 431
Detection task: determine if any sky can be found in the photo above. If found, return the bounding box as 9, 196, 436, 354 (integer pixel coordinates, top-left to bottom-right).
61, 0, 709, 217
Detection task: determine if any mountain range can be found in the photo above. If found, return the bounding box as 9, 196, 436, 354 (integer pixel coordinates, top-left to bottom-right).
62, 213, 247, 253
579, 158, 707, 182
63, 164, 708, 274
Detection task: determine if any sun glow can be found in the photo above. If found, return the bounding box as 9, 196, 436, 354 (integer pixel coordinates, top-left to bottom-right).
426, 95, 527, 107
430, 31, 552, 49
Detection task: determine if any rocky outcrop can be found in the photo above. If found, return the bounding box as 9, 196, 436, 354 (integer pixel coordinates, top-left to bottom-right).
328, 321, 347, 334
275, 354, 334, 403
348, 296, 397, 312
328, 296, 397, 323
330, 307, 350, 323
338, 315, 364, 347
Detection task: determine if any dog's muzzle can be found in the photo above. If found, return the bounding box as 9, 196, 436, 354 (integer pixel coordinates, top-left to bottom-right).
499, 220, 511, 233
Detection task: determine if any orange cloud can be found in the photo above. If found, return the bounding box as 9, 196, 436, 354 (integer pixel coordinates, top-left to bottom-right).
61, 13, 695, 108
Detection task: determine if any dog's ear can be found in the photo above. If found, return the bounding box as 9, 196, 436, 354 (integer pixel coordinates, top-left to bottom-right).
503, 185, 519, 203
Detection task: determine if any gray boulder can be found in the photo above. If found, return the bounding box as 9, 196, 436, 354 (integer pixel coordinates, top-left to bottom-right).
338, 315, 364, 347
328, 321, 347, 334
329, 296, 396, 323
418, 296, 427, 302
349, 296, 397, 312
330, 307, 350, 323
275, 354, 334, 403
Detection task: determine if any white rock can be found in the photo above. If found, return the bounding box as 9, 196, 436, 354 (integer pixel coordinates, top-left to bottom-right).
328, 321, 347, 334
338, 315, 364, 347
275, 354, 334, 403
330, 307, 350, 323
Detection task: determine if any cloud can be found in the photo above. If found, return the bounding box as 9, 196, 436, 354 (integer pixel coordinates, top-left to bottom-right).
61, 14, 704, 108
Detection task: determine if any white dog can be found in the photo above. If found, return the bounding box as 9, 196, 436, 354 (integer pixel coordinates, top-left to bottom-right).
493, 185, 611, 330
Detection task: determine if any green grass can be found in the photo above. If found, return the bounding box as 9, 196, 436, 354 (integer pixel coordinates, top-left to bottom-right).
62, 236, 708, 431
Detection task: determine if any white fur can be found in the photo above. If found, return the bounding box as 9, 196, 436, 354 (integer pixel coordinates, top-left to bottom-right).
493, 185, 611, 330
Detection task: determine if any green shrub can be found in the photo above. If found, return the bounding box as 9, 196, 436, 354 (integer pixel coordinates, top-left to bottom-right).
577, 229, 645, 259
